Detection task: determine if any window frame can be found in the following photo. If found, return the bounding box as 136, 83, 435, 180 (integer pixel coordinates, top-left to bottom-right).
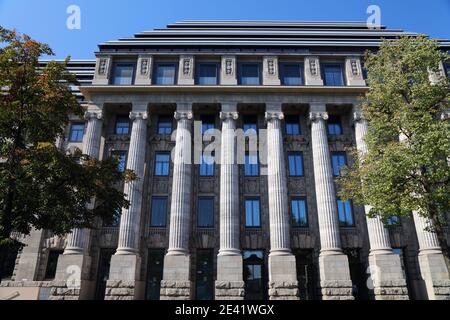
111, 61, 136, 85
153, 62, 178, 85
337, 199, 355, 227
287, 152, 304, 177
154, 152, 170, 176
331, 152, 347, 177
111, 150, 128, 173
150, 196, 168, 227
321, 63, 345, 86
238, 62, 262, 85
327, 115, 343, 135
290, 198, 308, 227
285, 115, 301, 135
279, 62, 304, 86
245, 198, 261, 228
68, 122, 85, 142
199, 153, 215, 177
195, 62, 219, 85
115, 115, 131, 135
197, 196, 215, 228
157, 116, 173, 135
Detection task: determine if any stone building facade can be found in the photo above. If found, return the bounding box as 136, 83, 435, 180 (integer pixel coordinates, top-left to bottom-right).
1, 21, 450, 300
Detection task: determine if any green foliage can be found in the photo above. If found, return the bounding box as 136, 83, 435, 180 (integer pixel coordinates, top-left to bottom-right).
0, 27, 133, 248
337, 36, 450, 251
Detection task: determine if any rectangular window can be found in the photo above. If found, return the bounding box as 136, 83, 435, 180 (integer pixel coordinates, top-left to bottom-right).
337, 199, 354, 227
195, 249, 214, 300
244, 153, 259, 176
69, 122, 85, 142
196, 63, 219, 85
201, 116, 215, 134
112, 62, 135, 85
243, 116, 258, 132
243, 250, 265, 300
327, 115, 343, 135
288, 153, 304, 176
322, 63, 345, 86
331, 152, 347, 176
197, 197, 214, 228
157, 116, 173, 134
145, 249, 165, 300
285, 115, 301, 135
45, 250, 63, 280
245, 198, 261, 227
239, 63, 261, 85
280, 63, 304, 85
291, 198, 308, 227
199, 154, 215, 177
150, 197, 167, 227
112, 150, 127, 173
115, 116, 130, 135
154, 63, 177, 85
154, 153, 170, 176
445, 63, 450, 78
103, 206, 121, 227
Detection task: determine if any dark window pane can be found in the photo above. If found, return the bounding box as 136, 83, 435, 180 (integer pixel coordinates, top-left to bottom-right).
327, 115, 342, 135
197, 197, 214, 228
291, 199, 308, 227
145, 249, 165, 300
197, 63, 218, 85
45, 250, 63, 279
155, 64, 176, 85
239, 63, 260, 85
331, 152, 347, 176
154, 153, 170, 176
195, 249, 214, 300
150, 197, 167, 227
243, 250, 265, 300
112, 150, 127, 172
445, 63, 450, 77
285, 116, 301, 135
158, 116, 173, 134
244, 154, 259, 176
245, 198, 261, 227
337, 199, 354, 227
201, 116, 215, 134
112, 63, 135, 85
322, 64, 344, 86
200, 154, 215, 176
386, 216, 400, 226
288, 153, 304, 176
69, 122, 85, 142
281, 63, 304, 85
115, 116, 130, 135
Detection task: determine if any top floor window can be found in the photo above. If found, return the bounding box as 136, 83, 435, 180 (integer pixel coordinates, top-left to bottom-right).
154, 152, 170, 176
243, 116, 258, 133
201, 116, 216, 134
196, 63, 219, 85
154, 63, 177, 85
445, 63, 450, 77
322, 63, 344, 86
327, 115, 343, 135
158, 116, 173, 135
115, 116, 130, 135
239, 63, 261, 85
112, 62, 135, 85
280, 62, 304, 86
69, 122, 85, 142
285, 115, 301, 135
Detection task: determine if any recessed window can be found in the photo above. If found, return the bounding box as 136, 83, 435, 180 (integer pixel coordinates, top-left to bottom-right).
243, 250, 265, 300
337, 199, 354, 227
201, 116, 215, 134
327, 115, 343, 135
157, 116, 173, 135
280, 63, 304, 85
196, 63, 219, 85
245, 198, 261, 227
154, 153, 170, 176
445, 63, 450, 78
291, 198, 308, 227
239, 63, 261, 85
115, 116, 130, 135
331, 152, 347, 176
243, 116, 258, 132
45, 250, 63, 280
197, 197, 214, 228
322, 63, 345, 86
244, 153, 259, 176
386, 216, 400, 226
69, 122, 85, 142
112, 62, 135, 85
112, 150, 127, 172
154, 63, 177, 85
150, 197, 167, 227
288, 153, 304, 177
285, 115, 301, 135
199, 154, 215, 177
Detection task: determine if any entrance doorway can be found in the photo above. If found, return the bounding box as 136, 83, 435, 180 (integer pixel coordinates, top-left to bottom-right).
243, 250, 266, 300
195, 249, 214, 300
145, 249, 165, 300
94, 248, 115, 300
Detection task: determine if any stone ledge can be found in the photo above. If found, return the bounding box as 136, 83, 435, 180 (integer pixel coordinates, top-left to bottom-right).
0, 280, 54, 288
215, 281, 245, 289
320, 280, 353, 288
376, 279, 407, 287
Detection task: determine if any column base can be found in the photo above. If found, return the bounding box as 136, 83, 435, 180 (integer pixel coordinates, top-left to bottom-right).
418, 252, 450, 300
160, 254, 191, 299
104, 254, 143, 300
215, 281, 245, 300
368, 253, 409, 300
319, 253, 354, 300
49, 253, 93, 300
268, 254, 299, 300
105, 280, 143, 300
216, 255, 244, 300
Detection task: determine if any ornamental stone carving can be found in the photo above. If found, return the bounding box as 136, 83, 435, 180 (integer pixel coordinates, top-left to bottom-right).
98, 58, 108, 75
309, 59, 318, 76
309, 111, 329, 122
225, 59, 233, 75
219, 111, 239, 121
84, 110, 103, 120
140, 59, 150, 76
268, 59, 275, 75
174, 111, 193, 120
350, 59, 360, 76
265, 111, 284, 121
183, 58, 191, 76
129, 111, 148, 121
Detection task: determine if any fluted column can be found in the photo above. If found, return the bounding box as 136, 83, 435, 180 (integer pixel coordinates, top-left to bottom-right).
310, 111, 342, 254
413, 213, 442, 254
167, 110, 193, 255
353, 112, 392, 254
218, 111, 240, 255
116, 110, 148, 255
64, 110, 103, 254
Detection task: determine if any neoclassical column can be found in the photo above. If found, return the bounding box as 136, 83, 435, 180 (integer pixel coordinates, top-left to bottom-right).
161, 103, 193, 300
309, 104, 353, 300
353, 110, 409, 300
265, 104, 298, 300
64, 109, 103, 254
215, 103, 245, 300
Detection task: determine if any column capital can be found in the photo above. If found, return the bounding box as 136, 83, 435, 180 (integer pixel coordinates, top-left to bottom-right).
265, 111, 284, 121
220, 111, 239, 121
129, 111, 148, 121
353, 111, 366, 123
174, 111, 193, 121
84, 111, 103, 121
309, 111, 328, 122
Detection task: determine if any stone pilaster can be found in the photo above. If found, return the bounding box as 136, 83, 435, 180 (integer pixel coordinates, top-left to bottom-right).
304, 56, 323, 86
353, 111, 409, 300
220, 56, 237, 85
160, 105, 193, 300
135, 55, 153, 85
215, 104, 245, 300
262, 56, 281, 85
92, 55, 111, 85
105, 104, 149, 300
265, 105, 298, 300
345, 57, 366, 86
309, 107, 353, 300
13, 229, 44, 282
178, 55, 195, 85
50, 107, 103, 300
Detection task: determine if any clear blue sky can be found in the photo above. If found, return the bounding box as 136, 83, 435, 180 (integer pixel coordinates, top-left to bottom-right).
0, 0, 449, 59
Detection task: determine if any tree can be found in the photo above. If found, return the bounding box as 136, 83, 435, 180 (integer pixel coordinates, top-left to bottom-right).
0, 27, 133, 270
337, 36, 450, 259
